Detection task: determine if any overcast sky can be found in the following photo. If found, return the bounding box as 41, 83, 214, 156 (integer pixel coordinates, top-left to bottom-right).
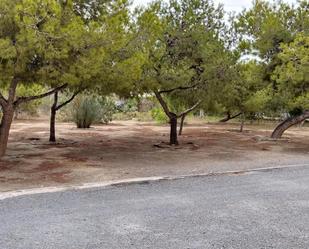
133, 0, 298, 13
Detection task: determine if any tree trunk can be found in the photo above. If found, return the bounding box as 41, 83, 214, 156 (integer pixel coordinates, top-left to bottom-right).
49, 108, 57, 142
49, 89, 79, 141
239, 113, 245, 132
271, 111, 309, 139
220, 111, 231, 122
49, 92, 58, 142
170, 113, 178, 145
0, 106, 15, 157
179, 114, 186, 136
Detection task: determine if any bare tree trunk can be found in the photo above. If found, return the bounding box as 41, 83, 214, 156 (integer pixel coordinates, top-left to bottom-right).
49, 90, 79, 142
154, 91, 178, 145
154, 90, 200, 146
271, 111, 309, 138
179, 113, 186, 136
0, 105, 15, 157
239, 113, 245, 132
49, 109, 56, 142
0, 78, 18, 158
170, 113, 178, 145
49, 92, 58, 142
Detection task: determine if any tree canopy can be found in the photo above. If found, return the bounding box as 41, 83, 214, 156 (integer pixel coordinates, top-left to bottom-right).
0, 0, 308, 157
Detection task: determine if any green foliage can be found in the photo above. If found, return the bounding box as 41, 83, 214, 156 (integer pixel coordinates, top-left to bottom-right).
0, 0, 84, 89
233, 0, 309, 119
0, 0, 132, 104
151, 108, 169, 124
235, 0, 307, 60
116, 98, 139, 113
272, 33, 309, 112
15, 85, 46, 117
132, 0, 231, 120
0, 0, 307, 131
218, 60, 269, 118
244, 88, 272, 113
98, 97, 117, 124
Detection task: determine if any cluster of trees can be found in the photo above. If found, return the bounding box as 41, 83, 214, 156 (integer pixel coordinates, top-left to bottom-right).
0, 0, 308, 157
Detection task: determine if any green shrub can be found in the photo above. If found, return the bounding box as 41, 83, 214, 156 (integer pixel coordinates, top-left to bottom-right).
70, 95, 116, 128
98, 97, 116, 124
135, 111, 153, 122
116, 98, 139, 113
72, 96, 99, 128
150, 108, 169, 124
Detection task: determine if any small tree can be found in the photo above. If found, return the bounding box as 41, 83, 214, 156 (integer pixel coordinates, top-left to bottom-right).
49, 89, 81, 142
219, 61, 270, 131
0, 0, 86, 157
134, 0, 227, 145
47, 0, 131, 142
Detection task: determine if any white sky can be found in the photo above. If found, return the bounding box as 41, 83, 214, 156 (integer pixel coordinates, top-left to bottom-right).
133, 0, 298, 13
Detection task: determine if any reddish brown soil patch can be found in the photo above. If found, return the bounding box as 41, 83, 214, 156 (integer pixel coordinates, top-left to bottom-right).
47, 171, 71, 183
62, 152, 88, 162
1, 120, 309, 192
36, 161, 63, 171
37, 141, 78, 150
20, 161, 63, 174
0, 161, 19, 171
0, 177, 24, 182
21, 153, 46, 159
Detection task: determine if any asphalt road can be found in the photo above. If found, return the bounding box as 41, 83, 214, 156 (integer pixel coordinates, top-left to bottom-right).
1, 166, 309, 249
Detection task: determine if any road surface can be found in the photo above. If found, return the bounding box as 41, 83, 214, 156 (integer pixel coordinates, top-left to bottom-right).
1, 166, 309, 249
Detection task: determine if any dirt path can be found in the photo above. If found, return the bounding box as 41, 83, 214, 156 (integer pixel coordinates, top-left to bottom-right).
0, 120, 309, 192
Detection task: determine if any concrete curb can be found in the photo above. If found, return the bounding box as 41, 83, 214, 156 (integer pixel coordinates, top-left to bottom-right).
1, 163, 309, 201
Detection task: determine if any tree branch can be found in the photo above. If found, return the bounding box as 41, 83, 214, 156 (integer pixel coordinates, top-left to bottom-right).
8, 77, 19, 103
55, 90, 80, 111
219, 112, 242, 122
14, 84, 68, 106
177, 101, 202, 118
158, 83, 199, 94
154, 90, 172, 118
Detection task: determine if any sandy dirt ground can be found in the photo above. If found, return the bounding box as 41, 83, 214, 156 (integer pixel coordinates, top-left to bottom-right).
0, 119, 309, 192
